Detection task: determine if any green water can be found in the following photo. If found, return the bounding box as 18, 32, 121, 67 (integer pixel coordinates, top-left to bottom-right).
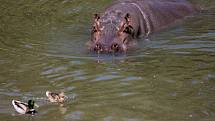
0, 0, 215, 121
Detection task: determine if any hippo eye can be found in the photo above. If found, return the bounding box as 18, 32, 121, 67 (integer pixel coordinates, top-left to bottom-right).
122, 38, 127, 43
92, 26, 98, 33
123, 27, 130, 34
123, 25, 134, 35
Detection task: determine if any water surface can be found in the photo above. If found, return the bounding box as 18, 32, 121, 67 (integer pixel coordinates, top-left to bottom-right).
0, 0, 215, 121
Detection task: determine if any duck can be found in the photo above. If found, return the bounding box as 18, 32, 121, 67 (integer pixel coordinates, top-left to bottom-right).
12, 100, 39, 115
46, 91, 67, 103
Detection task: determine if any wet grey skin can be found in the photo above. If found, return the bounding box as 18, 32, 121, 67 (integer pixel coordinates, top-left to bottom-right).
87, 0, 199, 53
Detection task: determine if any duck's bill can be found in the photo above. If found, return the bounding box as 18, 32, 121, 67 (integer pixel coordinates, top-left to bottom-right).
34, 103, 39, 108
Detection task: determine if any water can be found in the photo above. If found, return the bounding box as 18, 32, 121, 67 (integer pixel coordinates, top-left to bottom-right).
0, 0, 215, 121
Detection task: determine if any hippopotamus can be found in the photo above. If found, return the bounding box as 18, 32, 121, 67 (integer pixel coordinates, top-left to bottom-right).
87, 0, 199, 53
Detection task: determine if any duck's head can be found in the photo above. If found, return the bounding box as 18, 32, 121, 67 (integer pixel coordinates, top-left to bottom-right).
28, 100, 39, 109
58, 92, 67, 103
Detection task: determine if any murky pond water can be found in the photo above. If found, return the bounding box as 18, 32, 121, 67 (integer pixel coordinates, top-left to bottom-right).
0, 0, 215, 121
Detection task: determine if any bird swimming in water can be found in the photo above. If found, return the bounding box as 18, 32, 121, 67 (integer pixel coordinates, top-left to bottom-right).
46, 91, 67, 103
12, 100, 39, 115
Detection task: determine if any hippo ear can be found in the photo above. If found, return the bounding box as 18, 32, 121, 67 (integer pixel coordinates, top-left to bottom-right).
92, 13, 102, 33
94, 13, 100, 21
124, 13, 131, 24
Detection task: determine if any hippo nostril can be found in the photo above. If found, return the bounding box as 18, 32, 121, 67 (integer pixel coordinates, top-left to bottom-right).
111, 43, 120, 52
94, 43, 102, 52
113, 44, 118, 48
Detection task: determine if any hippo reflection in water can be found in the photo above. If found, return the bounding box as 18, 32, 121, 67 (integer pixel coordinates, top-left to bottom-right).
87, 0, 199, 53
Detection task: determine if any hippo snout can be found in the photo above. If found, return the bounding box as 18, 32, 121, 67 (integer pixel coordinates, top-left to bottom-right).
92, 42, 123, 53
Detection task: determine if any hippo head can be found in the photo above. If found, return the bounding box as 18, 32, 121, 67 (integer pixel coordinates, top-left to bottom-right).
87, 13, 136, 53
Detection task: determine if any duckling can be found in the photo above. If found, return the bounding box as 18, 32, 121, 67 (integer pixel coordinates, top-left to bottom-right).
12, 100, 39, 115
46, 91, 67, 103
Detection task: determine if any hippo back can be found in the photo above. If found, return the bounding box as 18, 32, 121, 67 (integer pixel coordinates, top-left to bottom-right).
88, 0, 199, 53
